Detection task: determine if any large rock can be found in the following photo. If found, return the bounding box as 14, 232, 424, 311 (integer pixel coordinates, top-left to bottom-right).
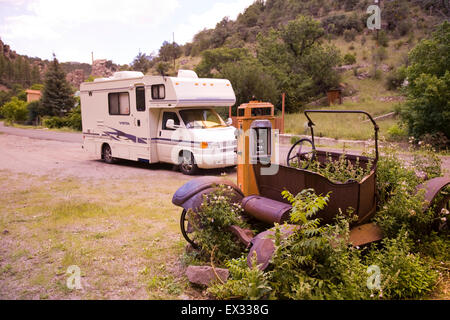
66, 69, 85, 89
91, 59, 118, 78
185, 265, 229, 286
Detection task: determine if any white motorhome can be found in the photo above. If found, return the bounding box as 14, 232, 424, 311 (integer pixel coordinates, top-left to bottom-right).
80, 70, 237, 175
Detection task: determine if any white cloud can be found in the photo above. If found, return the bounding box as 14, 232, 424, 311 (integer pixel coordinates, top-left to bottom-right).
0, 0, 254, 64
1, 0, 180, 40
175, 0, 254, 44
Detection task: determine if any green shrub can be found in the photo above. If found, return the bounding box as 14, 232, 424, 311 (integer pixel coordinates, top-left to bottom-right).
42, 116, 69, 129
375, 144, 442, 239
42, 105, 81, 131
0, 97, 28, 123
302, 154, 373, 184
343, 53, 356, 65
65, 105, 82, 131
365, 234, 438, 299
343, 29, 357, 42
385, 66, 407, 91
208, 255, 271, 300
187, 185, 251, 263
400, 22, 450, 147
386, 123, 407, 141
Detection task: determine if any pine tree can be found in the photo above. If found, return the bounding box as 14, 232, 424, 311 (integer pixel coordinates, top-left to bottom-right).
41, 54, 75, 116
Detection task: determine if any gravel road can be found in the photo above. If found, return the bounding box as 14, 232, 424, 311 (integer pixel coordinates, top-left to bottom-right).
0, 122, 448, 179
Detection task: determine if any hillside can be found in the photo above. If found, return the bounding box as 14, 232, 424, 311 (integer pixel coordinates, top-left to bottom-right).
0, 39, 122, 90
144, 1, 447, 109
1, 0, 448, 111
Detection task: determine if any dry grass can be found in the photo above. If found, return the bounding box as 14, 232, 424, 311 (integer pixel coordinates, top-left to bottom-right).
285, 99, 400, 140
0, 171, 227, 299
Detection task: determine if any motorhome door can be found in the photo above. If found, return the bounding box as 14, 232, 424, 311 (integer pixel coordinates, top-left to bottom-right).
132, 85, 150, 161
157, 110, 182, 163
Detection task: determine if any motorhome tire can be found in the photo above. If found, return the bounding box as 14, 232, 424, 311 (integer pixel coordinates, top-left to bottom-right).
102, 144, 116, 164
179, 151, 199, 175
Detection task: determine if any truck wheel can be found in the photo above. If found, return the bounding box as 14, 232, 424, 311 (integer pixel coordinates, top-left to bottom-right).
102, 144, 116, 164
179, 151, 199, 175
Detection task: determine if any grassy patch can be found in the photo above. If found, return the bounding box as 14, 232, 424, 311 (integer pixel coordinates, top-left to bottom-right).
285, 100, 400, 140
0, 171, 198, 299
6, 122, 80, 133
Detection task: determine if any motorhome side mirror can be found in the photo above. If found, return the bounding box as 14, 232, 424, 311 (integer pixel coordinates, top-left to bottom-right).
226, 118, 233, 126
166, 119, 179, 130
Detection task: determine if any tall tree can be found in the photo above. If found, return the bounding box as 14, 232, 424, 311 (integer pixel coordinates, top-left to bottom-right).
31, 65, 41, 85
41, 54, 75, 117
257, 15, 341, 111
159, 41, 182, 62
131, 52, 154, 74
400, 21, 450, 145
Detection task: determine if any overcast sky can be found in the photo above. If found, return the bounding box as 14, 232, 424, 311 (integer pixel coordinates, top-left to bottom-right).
0, 0, 254, 65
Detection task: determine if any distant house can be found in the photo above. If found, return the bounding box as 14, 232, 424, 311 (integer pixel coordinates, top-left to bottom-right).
25, 89, 41, 103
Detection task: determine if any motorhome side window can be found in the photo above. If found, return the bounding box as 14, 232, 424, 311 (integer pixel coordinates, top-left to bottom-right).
108, 92, 130, 115
162, 112, 180, 130
136, 86, 145, 111
151, 84, 165, 99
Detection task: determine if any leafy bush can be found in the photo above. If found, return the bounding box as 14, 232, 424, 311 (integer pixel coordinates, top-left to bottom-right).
375, 144, 443, 240
0, 96, 28, 123
65, 105, 82, 131
365, 234, 438, 299
343, 29, 357, 42
208, 185, 441, 300
385, 66, 407, 91
187, 185, 251, 263
400, 21, 450, 147
400, 72, 450, 145
386, 123, 408, 141
343, 53, 356, 65
297, 154, 374, 184
208, 255, 271, 300
42, 116, 69, 129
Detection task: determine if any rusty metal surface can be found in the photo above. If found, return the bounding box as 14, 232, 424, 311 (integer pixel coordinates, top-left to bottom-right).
247, 224, 300, 270
253, 163, 377, 226
242, 195, 292, 224
349, 223, 383, 247
417, 177, 450, 210
172, 176, 243, 208
228, 225, 255, 247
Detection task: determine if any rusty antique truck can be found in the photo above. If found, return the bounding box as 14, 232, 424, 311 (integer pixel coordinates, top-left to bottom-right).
172, 102, 450, 269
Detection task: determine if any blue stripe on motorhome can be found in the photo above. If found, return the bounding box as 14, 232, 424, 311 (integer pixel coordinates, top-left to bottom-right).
101, 127, 147, 144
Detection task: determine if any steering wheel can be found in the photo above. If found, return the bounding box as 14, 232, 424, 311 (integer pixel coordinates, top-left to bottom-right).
286, 138, 316, 169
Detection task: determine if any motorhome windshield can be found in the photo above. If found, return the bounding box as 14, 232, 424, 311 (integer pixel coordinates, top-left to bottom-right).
179, 109, 225, 129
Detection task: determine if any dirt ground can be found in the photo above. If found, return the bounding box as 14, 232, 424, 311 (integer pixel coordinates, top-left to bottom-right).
0, 133, 235, 299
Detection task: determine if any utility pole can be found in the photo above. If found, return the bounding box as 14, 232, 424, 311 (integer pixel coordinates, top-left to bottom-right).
173, 32, 176, 71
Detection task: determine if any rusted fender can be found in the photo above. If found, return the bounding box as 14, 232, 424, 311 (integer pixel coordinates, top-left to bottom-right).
172, 176, 244, 211
246, 224, 300, 271
416, 177, 450, 210
245, 222, 383, 271
348, 223, 383, 247
228, 225, 255, 247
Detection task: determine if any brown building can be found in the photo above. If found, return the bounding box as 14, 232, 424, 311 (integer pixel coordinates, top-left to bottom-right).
25, 89, 41, 103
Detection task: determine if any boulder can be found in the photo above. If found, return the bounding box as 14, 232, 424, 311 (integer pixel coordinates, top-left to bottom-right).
185, 265, 229, 286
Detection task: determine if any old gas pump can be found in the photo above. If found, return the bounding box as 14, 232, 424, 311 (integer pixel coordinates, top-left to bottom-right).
236, 101, 277, 196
